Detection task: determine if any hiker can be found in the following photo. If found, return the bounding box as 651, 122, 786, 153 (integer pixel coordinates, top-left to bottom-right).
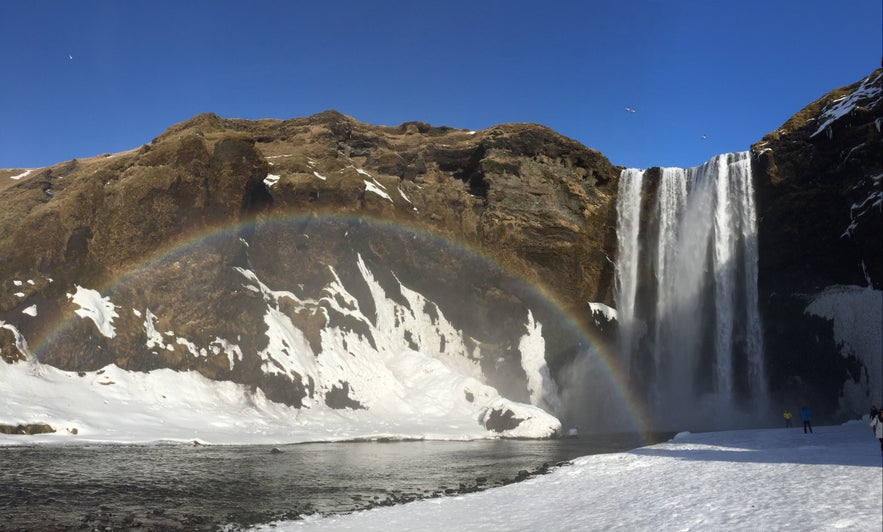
871, 410, 883, 453
801, 406, 813, 434
783, 409, 793, 428
870, 404, 879, 421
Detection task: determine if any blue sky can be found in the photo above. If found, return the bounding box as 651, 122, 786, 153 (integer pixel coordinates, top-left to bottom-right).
1, 1, 880, 170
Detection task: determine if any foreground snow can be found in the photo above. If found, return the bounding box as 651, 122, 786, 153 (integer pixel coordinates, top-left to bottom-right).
257, 421, 883, 531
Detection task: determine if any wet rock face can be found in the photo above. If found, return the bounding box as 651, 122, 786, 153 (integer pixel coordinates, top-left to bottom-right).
751, 69, 882, 415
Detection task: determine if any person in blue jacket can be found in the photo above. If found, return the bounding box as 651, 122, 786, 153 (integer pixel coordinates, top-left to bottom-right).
800, 406, 813, 434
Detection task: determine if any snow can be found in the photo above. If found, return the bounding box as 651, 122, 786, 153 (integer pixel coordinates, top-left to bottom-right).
21, 305, 37, 317
264, 173, 281, 187
2, 263, 880, 531
398, 187, 418, 211
842, 173, 883, 238
175, 336, 208, 358
587, 301, 617, 322
210, 337, 243, 370
518, 310, 560, 412
811, 71, 882, 138
258, 421, 882, 532
312, 171, 327, 181
364, 180, 393, 202
348, 166, 393, 202
9, 169, 34, 180
0, 355, 555, 445
67, 285, 119, 338
257, 306, 317, 386
805, 285, 883, 410
0, 321, 31, 359
0, 254, 560, 443
143, 308, 167, 351
13, 280, 23, 286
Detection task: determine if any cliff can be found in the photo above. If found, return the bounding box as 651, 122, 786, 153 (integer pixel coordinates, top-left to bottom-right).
0, 110, 621, 435
1, 68, 880, 432
752, 69, 882, 415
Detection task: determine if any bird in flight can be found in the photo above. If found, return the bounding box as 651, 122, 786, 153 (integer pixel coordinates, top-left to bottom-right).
700, 133, 707, 140
68, 53, 74, 61
625, 106, 636, 113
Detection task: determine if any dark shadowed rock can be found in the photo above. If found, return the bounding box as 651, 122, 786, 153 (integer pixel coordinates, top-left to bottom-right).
751, 68, 882, 416
483, 408, 524, 432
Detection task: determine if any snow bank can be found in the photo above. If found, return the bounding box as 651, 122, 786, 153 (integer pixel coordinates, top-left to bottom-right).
805, 285, 883, 410
0, 360, 548, 446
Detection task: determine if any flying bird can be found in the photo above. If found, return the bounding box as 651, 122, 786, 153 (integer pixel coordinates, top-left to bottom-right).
625, 106, 636, 113
68, 53, 73, 61
700, 133, 708, 140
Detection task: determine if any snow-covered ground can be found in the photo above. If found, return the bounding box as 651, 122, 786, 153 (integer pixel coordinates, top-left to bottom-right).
257, 421, 883, 532
0, 361, 554, 445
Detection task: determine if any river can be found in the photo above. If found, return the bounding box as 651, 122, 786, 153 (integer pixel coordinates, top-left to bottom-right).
1, 433, 670, 530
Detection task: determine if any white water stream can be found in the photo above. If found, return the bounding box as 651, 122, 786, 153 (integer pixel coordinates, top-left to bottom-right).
615, 152, 767, 427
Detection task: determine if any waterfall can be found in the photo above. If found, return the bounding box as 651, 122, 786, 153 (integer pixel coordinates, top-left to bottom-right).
614, 152, 766, 428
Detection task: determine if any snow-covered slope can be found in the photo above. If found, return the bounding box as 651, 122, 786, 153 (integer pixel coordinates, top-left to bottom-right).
260, 421, 883, 531
1, 254, 560, 444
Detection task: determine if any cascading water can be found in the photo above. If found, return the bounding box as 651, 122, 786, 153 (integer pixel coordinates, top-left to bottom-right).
615, 152, 767, 429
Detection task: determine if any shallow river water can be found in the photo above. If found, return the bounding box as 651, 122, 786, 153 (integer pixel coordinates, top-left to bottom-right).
1, 433, 670, 530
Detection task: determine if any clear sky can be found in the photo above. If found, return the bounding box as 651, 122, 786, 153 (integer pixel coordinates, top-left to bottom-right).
1, 1, 880, 170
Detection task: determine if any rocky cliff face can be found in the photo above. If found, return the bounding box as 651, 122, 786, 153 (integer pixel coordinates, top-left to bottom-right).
0, 110, 620, 433
751, 68, 882, 416
1, 68, 879, 430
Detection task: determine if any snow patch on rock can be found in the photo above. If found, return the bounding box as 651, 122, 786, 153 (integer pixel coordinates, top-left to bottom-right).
811, 71, 882, 138
67, 286, 119, 339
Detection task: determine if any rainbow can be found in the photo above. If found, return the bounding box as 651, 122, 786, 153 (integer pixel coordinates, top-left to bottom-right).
25, 211, 653, 440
